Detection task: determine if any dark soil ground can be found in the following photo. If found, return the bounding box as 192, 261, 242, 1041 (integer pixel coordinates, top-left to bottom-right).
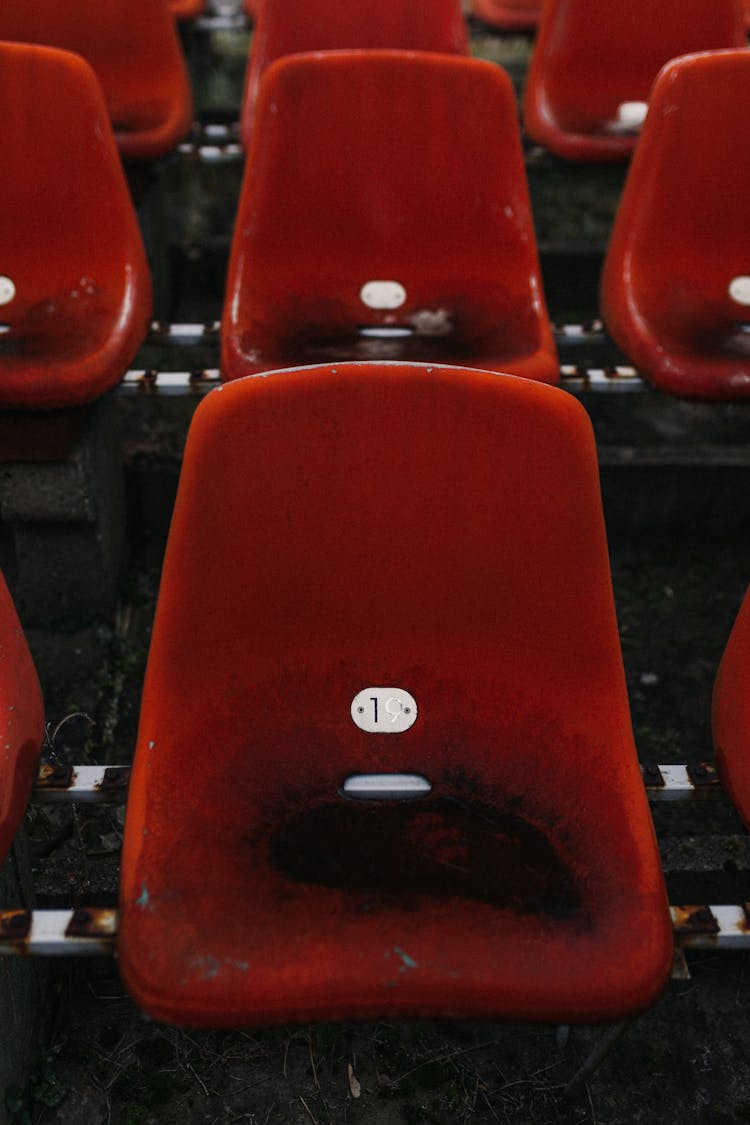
7, 12, 750, 1125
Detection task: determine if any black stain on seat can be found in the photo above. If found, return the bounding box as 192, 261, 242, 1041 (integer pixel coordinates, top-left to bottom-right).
269, 796, 580, 918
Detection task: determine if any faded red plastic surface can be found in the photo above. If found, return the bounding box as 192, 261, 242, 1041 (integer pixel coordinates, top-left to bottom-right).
472, 0, 540, 31
0, 571, 43, 865
0, 0, 193, 160
0, 44, 152, 410
169, 0, 205, 19
601, 50, 750, 399
523, 0, 745, 160
120, 360, 672, 1028
241, 0, 468, 146
224, 52, 557, 383
714, 585, 750, 830
244, 0, 257, 16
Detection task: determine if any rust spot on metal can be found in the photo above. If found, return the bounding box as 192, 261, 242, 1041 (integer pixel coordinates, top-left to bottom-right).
189, 369, 212, 391
96, 767, 131, 793
64, 907, 116, 940
641, 763, 665, 788
0, 910, 31, 941
741, 904, 750, 934
270, 796, 581, 918
672, 905, 720, 935
36, 762, 74, 789
137, 370, 159, 393
686, 763, 719, 789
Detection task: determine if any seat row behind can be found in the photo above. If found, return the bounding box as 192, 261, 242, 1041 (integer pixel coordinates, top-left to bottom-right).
2, 40, 750, 408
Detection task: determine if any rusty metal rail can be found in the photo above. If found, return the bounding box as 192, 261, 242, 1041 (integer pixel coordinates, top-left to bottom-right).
29, 762, 719, 803
119, 367, 648, 397
20, 762, 739, 965
143, 319, 609, 348
0, 908, 116, 956
34, 764, 131, 803
671, 905, 750, 949
0, 904, 746, 957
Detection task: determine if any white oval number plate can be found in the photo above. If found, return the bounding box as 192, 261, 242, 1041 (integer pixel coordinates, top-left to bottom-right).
351, 687, 418, 733
0, 276, 16, 306
729, 276, 750, 306
359, 280, 407, 310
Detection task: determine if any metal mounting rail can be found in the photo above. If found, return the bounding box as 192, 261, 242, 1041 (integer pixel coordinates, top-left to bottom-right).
30, 762, 719, 803
34, 763, 131, 803
119, 365, 647, 396
145, 319, 612, 347
0, 905, 746, 957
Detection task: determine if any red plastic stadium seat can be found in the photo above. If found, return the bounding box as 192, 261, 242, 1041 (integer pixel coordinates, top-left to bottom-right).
119, 360, 672, 1028
169, 0, 205, 19
0, 571, 43, 865
0, 0, 193, 160
601, 50, 750, 399
523, 0, 745, 160
472, 0, 540, 31
714, 585, 750, 830
0, 44, 152, 410
224, 52, 557, 383
241, 0, 468, 146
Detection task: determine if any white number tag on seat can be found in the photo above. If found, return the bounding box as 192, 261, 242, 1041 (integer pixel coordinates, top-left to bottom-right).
351, 687, 417, 733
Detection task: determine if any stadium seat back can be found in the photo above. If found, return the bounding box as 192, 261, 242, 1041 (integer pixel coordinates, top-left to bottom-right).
0, 43, 152, 408
601, 49, 750, 398
523, 0, 745, 159
225, 52, 557, 383
0, 0, 193, 159
119, 360, 671, 1028
472, 0, 540, 31
241, 0, 468, 145
714, 585, 750, 829
0, 570, 43, 864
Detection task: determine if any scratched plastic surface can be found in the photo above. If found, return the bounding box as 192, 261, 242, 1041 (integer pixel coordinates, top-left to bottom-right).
523, 0, 745, 160
601, 50, 750, 399
0, 0, 193, 160
0, 44, 152, 410
119, 361, 672, 1028
471, 0, 540, 31
0, 571, 43, 865
714, 585, 750, 829
224, 52, 557, 383
241, 0, 468, 146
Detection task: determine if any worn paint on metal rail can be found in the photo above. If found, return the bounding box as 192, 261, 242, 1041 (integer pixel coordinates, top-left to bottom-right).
0, 908, 116, 956
672, 905, 750, 949
34, 764, 131, 803
641, 762, 720, 800
30, 762, 720, 803
119, 366, 644, 396
0, 906, 747, 957
145, 320, 607, 346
